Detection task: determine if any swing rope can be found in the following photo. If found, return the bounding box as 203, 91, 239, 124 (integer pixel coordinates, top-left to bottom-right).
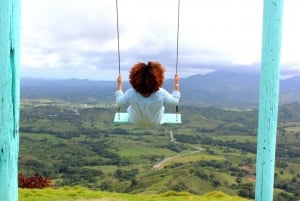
175, 0, 181, 115
116, 0, 121, 76
114, 0, 181, 123
175, 0, 180, 75
115, 0, 121, 117
115, 0, 180, 77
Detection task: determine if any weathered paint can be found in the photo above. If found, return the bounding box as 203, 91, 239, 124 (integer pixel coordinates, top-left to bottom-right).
0, 0, 21, 200
255, 0, 283, 201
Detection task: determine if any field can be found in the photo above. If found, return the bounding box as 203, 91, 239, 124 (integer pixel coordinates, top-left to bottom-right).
19, 100, 300, 201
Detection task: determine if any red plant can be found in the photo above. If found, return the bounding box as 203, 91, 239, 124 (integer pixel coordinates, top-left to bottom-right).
18, 173, 51, 188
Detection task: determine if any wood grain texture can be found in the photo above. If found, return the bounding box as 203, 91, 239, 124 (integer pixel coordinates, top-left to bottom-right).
0, 0, 21, 200
255, 1, 284, 201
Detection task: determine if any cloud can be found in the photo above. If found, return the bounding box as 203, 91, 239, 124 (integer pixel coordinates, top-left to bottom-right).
21, 0, 300, 80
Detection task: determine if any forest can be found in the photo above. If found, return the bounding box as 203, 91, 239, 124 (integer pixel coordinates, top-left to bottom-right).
19, 99, 300, 201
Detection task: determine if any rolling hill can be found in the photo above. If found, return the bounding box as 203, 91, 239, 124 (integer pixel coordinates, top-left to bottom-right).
21, 70, 300, 107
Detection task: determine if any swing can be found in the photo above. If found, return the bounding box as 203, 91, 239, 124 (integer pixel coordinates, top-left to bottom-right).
113, 112, 182, 124
114, 104, 182, 124
113, 0, 182, 125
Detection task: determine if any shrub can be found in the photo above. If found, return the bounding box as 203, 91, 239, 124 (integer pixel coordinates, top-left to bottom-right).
19, 173, 51, 188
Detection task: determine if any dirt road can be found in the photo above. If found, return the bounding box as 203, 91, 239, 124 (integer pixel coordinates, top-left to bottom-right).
153, 147, 203, 170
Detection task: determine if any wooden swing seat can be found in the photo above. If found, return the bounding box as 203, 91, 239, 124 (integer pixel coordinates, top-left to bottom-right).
114, 112, 181, 124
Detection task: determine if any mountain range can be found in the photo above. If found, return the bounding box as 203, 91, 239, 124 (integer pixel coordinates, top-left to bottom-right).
21, 70, 300, 107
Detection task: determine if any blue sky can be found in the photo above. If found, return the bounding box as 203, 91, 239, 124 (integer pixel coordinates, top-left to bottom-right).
21, 0, 300, 80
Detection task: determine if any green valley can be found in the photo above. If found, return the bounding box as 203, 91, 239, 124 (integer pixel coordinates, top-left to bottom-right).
19, 100, 300, 201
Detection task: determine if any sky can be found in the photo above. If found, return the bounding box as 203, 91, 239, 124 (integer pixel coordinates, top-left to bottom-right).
21, 0, 300, 80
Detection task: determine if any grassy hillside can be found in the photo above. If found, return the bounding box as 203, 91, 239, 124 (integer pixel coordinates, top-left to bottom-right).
19, 186, 250, 201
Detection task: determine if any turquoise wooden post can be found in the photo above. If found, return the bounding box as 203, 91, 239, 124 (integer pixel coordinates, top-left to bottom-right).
255, 0, 283, 201
0, 0, 21, 200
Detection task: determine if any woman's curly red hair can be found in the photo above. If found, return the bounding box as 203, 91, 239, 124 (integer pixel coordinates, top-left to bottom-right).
129, 61, 165, 96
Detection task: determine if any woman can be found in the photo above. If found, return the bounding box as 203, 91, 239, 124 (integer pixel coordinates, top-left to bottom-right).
115, 61, 180, 127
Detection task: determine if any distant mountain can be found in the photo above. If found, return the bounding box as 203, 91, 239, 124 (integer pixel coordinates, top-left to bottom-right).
279, 75, 300, 104
21, 78, 131, 103
21, 70, 300, 106
175, 70, 260, 106
162, 70, 299, 106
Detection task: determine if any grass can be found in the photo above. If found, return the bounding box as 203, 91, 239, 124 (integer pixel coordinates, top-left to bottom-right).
114, 138, 173, 158
211, 135, 256, 143
157, 152, 225, 169
19, 186, 251, 201
21, 132, 60, 142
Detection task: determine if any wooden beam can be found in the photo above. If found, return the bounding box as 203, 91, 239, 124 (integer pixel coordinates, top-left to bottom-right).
0, 0, 21, 200
255, 0, 284, 201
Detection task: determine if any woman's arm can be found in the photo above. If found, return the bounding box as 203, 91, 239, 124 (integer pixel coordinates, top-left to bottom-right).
115, 75, 125, 106
163, 74, 181, 105
117, 75, 122, 91
115, 75, 131, 106
173, 74, 180, 91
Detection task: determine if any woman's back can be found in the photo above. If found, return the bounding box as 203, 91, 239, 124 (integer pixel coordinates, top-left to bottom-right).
115, 61, 180, 127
